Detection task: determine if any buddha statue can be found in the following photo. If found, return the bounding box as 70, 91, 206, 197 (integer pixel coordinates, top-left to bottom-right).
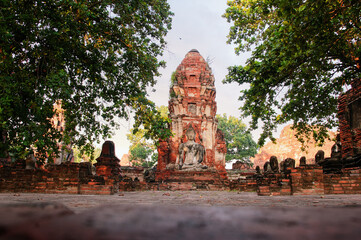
178, 126, 206, 170
270, 156, 279, 173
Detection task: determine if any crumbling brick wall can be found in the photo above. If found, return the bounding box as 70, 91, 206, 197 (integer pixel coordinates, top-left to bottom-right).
290, 166, 324, 195
256, 173, 292, 196
0, 162, 115, 195
338, 79, 361, 158
324, 168, 361, 194
255, 165, 361, 196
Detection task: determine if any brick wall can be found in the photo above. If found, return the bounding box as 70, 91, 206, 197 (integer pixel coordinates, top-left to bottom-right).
229, 179, 258, 192
227, 170, 258, 192
155, 170, 229, 191
324, 168, 361, 194
256, 173, 292, 196
338, 79, 361, 158
3, 161, 361, 195
0, 162, 116, 195
0, 162, 230, 193
121, 166, 145, 182
290, 165, 324, 195
255, 165, 361, 196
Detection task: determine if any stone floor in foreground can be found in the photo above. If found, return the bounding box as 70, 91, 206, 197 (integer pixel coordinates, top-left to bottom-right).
1, 191, 361, 213
1, 191, 361, 239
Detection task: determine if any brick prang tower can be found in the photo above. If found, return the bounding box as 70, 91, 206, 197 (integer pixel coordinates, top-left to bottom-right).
156, 49, 227, 185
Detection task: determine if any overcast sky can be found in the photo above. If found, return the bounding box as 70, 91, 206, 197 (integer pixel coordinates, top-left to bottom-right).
104, 0, 264, 157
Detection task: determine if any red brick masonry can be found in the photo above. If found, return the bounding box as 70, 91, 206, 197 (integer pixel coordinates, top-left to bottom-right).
0, 162, 115, 195
254, 165, 361, 196
338, 79, 361, 158
2, 161, 361, 195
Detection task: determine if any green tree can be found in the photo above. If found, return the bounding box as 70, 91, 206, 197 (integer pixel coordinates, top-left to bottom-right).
216, 114, 258, 165
224, 0, 361, 146
72, 146, 101, 164
127, 105, 169, 167
0, 0, 173, 162
129, 143, 154, 167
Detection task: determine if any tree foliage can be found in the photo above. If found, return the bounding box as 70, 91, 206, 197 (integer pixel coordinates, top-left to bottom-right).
127, 105, 169, 167
0, 0, 173, 162
129, 143, 154, 167
224, 0, 361, 146
72, 146, 101, 164
216, 114, 258, 163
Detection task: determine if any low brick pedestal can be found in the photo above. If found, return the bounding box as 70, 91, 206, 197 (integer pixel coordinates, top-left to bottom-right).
155, 170, 228, 190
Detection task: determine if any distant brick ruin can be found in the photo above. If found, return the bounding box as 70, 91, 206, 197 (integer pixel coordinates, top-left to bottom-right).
251, 125, 336, 168
244, 79, 361, 196
0, 101, 72, 165
51, 101, 73, 164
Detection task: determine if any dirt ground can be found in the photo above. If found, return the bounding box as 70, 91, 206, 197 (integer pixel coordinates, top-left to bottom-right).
1, 191, 361, 239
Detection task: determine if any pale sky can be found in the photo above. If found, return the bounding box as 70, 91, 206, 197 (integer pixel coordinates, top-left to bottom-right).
102, 0, 267, 158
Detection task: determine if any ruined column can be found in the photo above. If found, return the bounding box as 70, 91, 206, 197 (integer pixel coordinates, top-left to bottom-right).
95, 141, 121, 178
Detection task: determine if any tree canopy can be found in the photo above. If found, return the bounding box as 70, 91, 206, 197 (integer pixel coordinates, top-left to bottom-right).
128, 143, 154, 167
216, 114, 258, 164
72, 146, 101, 164
126, 105, 168, 167
224, 0, 361, 146
0, 0, 173, 162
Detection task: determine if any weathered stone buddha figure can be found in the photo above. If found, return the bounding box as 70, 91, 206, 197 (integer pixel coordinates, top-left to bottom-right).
178, 126, 205, 170
263, 161, 272, 174
315, 150, 325, 165
299, 156, 307, 166
270, 156, 279, 173
280, 158, 295, 173
331, 134, 342, 160
316, 139, 343, 173
255, 166, 261, 174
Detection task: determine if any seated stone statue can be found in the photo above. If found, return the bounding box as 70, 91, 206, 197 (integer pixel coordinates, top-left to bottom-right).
315, 150, 325, 165
331, 134, 342, 160
25, 153, 36, 170
284, 158, 295, 168
315, 149, 342, 173
343, 154, 361, 168
255, 166, 261, 174
178, 126, 206, 170
263, 161, 272, 174
280, 158, 295, 173
279, 160, 284, 172
253, 165, 262, 179
299, 156, 306, 166
315, 134, 360, 171
270, 156, 279, 173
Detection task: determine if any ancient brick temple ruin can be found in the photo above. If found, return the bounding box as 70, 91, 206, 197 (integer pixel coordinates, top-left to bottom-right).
156, 49, 228, 190
1, 53, 361, 195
